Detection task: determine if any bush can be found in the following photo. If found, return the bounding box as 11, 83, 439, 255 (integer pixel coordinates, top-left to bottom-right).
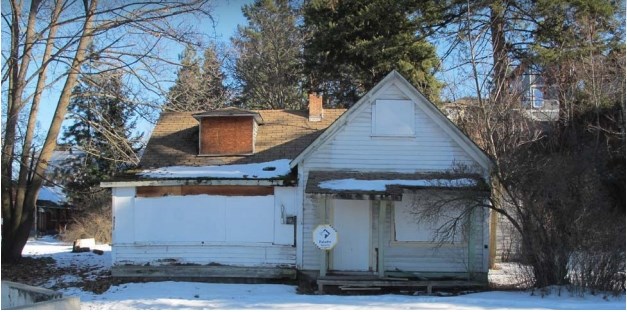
62, 207, 112, 244
61, 188, 112, 244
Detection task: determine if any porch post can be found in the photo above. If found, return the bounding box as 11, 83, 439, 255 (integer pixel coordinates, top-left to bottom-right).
377, 200, 386, 278
320, 195, 328, 277
467, 208, 475, 280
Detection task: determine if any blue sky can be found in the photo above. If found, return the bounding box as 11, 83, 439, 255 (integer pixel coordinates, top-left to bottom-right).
209, 0, 253, 43
40, 0, 465, 146
41, 1, 254, 143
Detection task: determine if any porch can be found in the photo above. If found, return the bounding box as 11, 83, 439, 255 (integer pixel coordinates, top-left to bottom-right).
304, 171, 491, 293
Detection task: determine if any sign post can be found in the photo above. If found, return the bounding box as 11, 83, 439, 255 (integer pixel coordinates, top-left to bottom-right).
313, 224, 338, 250
313, 224, 338, 277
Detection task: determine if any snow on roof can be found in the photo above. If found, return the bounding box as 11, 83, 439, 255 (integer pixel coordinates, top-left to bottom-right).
138, 159, 292, 179
318, 178, 477, 192
38, 185, 67, 204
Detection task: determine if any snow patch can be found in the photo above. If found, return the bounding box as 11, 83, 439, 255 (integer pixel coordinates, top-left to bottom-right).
139, 159, 291, 179
318, 178, 477, 191
37, 185, 67, 204
19, 237, 626, 310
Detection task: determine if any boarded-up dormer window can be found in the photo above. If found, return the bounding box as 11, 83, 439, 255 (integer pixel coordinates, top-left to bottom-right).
193, 109, 263, 156
372, 100, 415, 137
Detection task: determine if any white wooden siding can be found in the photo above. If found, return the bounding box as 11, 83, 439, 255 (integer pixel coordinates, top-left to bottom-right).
112, 187, 135, 245
302, 193, 322, 270
304, 84, 481, 172
298, 79, 489, 273
495, 212, 521, 262
300, 193, 488, 273
383, 193, 487, 273
114, 244, 295, 267
111, 187, 296, 267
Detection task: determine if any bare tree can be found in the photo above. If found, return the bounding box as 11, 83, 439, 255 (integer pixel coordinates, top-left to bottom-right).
421, 0, 624, 291
1, 0, 213, 262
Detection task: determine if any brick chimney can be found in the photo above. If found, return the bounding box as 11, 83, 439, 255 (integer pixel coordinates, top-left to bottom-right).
308, 93, 323, 122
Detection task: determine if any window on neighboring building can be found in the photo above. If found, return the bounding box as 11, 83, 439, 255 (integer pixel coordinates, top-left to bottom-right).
372, 100, 415, 136
532, 87, 544, 108
393, 193, 467, 243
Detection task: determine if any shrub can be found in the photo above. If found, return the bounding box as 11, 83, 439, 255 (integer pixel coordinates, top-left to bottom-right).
61, 188, 112, 244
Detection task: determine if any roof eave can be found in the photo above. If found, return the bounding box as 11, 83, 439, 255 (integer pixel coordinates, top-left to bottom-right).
101, 178, 287, 188
192, 112, 264, 124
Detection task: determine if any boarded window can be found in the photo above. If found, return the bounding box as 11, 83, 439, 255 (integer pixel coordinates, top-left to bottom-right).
393, 194, 466, 243
200, 116, 254, 155
133, 195, 274, 243
372, 100, 415, 136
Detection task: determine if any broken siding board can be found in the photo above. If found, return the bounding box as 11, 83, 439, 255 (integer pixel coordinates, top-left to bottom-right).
136, 185, 274, 197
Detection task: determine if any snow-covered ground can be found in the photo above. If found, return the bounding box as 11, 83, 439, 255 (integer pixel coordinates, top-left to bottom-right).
18, 237, 627, 310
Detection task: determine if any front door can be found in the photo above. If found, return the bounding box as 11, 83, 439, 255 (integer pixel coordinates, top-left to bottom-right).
331, 199, 371, 271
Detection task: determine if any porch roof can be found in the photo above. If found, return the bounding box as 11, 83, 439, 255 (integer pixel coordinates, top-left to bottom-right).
306, 171, 488, 200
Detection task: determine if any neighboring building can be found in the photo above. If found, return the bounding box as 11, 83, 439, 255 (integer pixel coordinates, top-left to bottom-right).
102, 71, 494, 291
36, 185, 72, 235
33, 148, 83, 236
519, 72, 560, 122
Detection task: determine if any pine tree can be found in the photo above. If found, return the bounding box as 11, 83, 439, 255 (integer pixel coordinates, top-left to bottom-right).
166, 44, 227, 111
201, 45, 229, 108
61, 61, 143, 209
232, 0, 305, 109
303, 0, 443, 107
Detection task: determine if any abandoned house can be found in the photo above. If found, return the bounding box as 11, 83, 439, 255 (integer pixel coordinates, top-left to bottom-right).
101, 71, 495, 292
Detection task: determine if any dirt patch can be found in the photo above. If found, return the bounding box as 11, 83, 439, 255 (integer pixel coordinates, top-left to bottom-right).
1, 255, 118, 294
1, 257, 60, 286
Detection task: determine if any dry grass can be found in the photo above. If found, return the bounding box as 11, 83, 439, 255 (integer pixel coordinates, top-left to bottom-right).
62, 208, 112, 244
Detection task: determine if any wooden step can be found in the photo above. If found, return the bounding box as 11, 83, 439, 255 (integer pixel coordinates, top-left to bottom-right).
339, 286, 382, 291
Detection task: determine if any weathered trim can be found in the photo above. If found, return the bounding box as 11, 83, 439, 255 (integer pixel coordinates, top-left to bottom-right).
377, 200, 386, 278
136, 185, 274, 197
307, 192, 402, 201
101, 178, 285, 188
112, 265, 297, 279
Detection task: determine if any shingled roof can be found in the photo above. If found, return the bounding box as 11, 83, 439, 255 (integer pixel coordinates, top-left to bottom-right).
139, 109, 346, 169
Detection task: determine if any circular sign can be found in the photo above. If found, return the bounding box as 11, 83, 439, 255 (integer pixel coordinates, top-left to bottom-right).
312, 224, 338, 250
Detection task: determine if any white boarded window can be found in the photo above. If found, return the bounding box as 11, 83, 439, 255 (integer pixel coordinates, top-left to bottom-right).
372, 100, 415, 136
134, 195, 275, 243
394, 193, 466, 243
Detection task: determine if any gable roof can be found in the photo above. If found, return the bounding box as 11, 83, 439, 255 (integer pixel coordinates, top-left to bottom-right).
290, 70, 493, 173
139, 109, 346, 169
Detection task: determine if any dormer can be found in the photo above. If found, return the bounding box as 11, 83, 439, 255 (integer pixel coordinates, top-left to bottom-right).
192, 108, 264, 156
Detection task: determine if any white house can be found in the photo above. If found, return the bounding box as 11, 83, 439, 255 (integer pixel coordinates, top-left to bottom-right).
102, 71, 493, 291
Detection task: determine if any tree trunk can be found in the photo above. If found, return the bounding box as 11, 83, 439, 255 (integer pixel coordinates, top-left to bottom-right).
1, 0, 99, 263
489, 0, 508, 105
1, 0, 42, 263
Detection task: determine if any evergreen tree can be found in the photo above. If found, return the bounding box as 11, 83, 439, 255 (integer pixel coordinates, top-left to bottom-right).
232, 0, 305, 109
166, 44, 227, 111
201, 45, 229, 108
303, 0, 443, 107
61, 61, 143, 208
